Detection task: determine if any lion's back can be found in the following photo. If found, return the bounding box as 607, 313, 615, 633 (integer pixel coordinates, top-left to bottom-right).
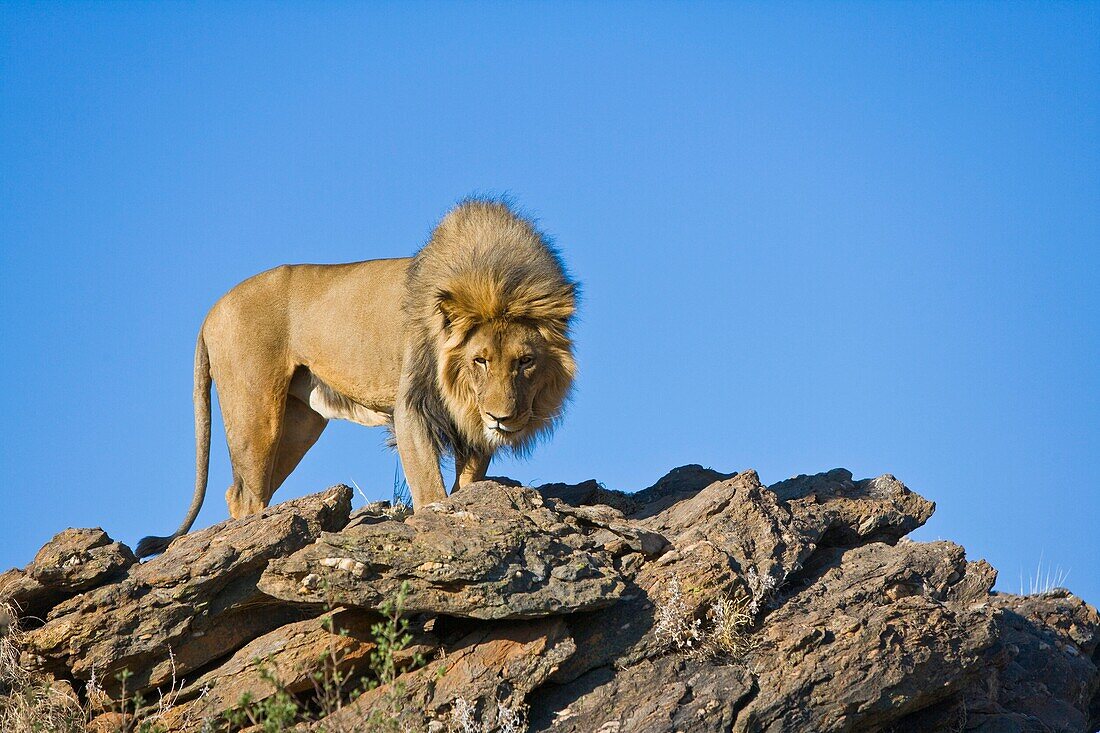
201, 258, 412, 383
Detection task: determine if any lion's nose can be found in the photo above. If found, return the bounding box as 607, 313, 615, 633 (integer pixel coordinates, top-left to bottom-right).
485, 411, 513, 423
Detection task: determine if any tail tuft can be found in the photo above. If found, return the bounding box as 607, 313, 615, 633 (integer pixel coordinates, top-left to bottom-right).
135, 534, 175, 559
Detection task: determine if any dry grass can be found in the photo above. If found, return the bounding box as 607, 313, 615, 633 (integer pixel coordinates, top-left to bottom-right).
1018, 554, 1071, 596
1, 600, 212, 733
1, 601, 86, 733
447, 697, 529, 733
653, 576, 703, 652
652, 577, 758, 662
700, 592, 758, 661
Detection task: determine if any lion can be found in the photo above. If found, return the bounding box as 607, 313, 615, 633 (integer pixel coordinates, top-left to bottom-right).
136, 199, 577, 558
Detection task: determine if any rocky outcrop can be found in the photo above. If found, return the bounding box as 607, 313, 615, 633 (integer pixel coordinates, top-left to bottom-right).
258, 483, 626, 620
317, 618, 575, 732
1, 465, 1096, 732
18, 487, 352, 695
0, 528, 136, 622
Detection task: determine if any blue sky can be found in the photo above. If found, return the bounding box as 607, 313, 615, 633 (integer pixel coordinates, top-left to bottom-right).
2, 2, 1097, 603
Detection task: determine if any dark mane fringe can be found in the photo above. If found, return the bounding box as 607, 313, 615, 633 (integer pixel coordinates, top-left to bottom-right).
402, 197, 578, 459
402, 337, 465, 457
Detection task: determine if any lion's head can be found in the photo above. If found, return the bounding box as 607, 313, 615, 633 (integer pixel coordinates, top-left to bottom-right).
403, 199, 577, 459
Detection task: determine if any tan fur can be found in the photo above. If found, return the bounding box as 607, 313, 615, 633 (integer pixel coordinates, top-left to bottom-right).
136, 199, 577, 558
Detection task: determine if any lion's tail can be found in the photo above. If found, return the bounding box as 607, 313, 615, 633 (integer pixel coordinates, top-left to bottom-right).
136, 332, 212, 559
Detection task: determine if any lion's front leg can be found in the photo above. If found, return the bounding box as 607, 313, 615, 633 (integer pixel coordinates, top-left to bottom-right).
452, 450, 491, 494
393, 397, 447, 509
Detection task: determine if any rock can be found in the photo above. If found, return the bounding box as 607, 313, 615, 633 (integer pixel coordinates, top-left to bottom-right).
537, 478, 640, 515
0, 528, 136, 623
25, 528, 136, 590
734, 540, 1002, 733
897, 589, 1100, 733
629, 464, 737, 518
538, 537, 1010, 733
553, 471, 813, 682
550, 470, 947, 686
1, 466, 1094, 733
157, 608, 388, 731
259, 481, 626, 620
316, 617, 575, 731
87, 712, 129, 732
20, 485, 352, 696
641, 471, 809, 613
531, 656, 755, 733
547, 502, 669, 558
775, 469, 937, 547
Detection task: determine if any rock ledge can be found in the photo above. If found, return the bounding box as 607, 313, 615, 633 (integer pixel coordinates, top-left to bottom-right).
1, 467, 1096, 733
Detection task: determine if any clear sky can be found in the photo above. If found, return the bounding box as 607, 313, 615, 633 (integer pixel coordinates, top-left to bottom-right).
2, 2, 1097, 603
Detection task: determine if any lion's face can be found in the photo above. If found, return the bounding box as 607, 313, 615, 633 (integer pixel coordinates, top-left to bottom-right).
438, 317, 575, 452
463, 323, 552, 446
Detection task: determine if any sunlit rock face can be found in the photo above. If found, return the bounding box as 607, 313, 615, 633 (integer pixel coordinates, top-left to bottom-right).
2, 467, 1096, 733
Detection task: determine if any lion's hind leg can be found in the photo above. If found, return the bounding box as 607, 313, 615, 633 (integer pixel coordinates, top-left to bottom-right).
215, 363, 293, 520
268, 394, 328, 501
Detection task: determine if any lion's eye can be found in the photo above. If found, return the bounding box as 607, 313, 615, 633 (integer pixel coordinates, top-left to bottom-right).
473, 357, 487, 367
518, 355, 535, 367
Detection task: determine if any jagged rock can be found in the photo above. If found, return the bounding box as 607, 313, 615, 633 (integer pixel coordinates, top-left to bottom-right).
20, 486, 352, 696
259, 481, 626, 620
641, 471, 809, 611
734, 540, 1002, 732
537, 538, 1005, 733
629, 464, 737, 518
898, 589, 1100, 733
315, 617, 575, 731
156, 608, 386, 731
547, 469, 943, 690
547, 472, 778, 682
531, 656, 755, 733
0, 528, 136, 623
1, 466, 1095, 733
537, 479, 640, 515
554, 468, 926, 683
774, 469, 937, 547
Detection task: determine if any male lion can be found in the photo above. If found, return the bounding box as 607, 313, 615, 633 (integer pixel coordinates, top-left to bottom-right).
136, 199, 577, 558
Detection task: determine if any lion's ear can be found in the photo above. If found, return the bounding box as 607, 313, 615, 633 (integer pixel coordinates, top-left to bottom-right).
436, 290, 457, 331
438, 290, 478, 335
525, 282, 577, 327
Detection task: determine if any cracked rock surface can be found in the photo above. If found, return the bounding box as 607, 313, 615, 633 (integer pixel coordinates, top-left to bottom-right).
0, 528, 137, 622
2, 466, 1096, 732
258, 482, 627, 620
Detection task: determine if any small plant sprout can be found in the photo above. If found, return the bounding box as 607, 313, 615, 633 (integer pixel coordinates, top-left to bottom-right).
448, 697, 479, 733
365, 580, 424, 732
745, 566, 779, 616
494, 700, 529, 733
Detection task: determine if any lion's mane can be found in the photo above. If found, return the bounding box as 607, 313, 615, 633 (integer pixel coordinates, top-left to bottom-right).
402, 198, 578, 461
